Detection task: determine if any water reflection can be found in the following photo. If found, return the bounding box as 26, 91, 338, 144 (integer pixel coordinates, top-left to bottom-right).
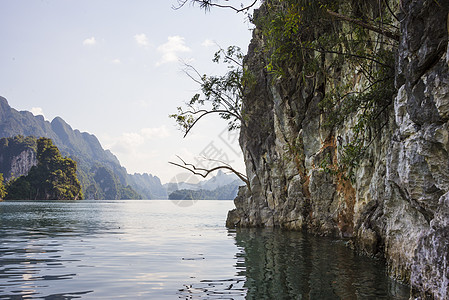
0, 201, 410, 299
233, 228, 410, 300
0, 201, 117, 299
0, 201, 120, 238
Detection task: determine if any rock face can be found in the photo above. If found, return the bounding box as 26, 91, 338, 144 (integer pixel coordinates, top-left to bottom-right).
9, 148, 36, 180
0, 137, 37, 181
227, 0, 449, 298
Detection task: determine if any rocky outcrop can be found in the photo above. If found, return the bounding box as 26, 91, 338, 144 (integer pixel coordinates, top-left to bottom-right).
227, 0, 449, 298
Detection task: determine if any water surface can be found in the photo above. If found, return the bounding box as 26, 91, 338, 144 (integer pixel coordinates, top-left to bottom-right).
0, 200, 409, 299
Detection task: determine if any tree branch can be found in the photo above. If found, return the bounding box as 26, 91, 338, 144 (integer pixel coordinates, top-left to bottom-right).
326, 9, 400, 41
311, 46, 394, 69
169, 155, 250, 191
173, 0, 259, 13
178, 109, 242, 137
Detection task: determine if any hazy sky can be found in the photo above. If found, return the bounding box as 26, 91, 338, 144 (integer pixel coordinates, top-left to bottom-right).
0, 0, 259, 183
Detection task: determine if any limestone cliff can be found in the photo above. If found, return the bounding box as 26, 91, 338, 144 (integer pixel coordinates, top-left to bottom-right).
0, 136, 37, 180
226, 0, 449, 298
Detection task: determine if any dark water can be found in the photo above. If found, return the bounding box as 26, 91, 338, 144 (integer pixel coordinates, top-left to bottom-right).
0, 200, 409, 299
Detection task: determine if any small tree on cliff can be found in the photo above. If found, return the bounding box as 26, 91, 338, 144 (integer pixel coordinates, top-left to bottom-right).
170, 45, 251, 136
169, 46, 252, 187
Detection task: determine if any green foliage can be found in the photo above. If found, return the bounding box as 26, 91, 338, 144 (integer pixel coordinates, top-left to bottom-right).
320, 50, 395, 181
6, 137, 83, 200
0, 174, 6, 199
257, 0, 333, 79
257, 0, 398, 180
170, 46, 254, 136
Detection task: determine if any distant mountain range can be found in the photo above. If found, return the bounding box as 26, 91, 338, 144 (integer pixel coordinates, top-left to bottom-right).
165, 170, 243, 200
0, 96, 165, 200
0, 96, 243, 200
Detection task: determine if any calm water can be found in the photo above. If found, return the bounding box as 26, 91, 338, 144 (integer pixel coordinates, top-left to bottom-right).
0, 200, 410, 299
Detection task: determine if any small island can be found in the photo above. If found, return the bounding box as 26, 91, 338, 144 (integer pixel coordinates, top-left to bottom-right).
0, 136, 82, 200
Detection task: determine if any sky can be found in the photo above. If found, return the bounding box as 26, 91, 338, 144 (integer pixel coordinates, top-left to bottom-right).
0, 0, 260, 183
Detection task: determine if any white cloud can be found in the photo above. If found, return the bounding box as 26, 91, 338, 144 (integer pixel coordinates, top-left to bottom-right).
105, 126, 171, 155
83, 37, 97, 46
112, 58, 121, 64
141, 126, 170, 139
134, 33, 149, 47
156, 35, 191, 66
30, 107, 46, 119
122, 132, 145, 147
201, 39, 216, 47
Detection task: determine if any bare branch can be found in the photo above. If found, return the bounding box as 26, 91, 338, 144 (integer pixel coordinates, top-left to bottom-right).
173, 0, 259, 13
169, 155, 250, 190
178, 109, 242, 137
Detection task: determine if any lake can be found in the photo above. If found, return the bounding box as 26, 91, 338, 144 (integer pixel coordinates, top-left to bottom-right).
0, 200, 410, 299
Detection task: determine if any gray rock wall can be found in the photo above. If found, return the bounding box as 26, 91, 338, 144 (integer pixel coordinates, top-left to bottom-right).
9, 148, 37, 180
227, 1, 449, 298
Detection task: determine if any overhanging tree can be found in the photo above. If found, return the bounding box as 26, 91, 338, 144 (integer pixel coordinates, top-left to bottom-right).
170, 46, 250, 136
169, 46, 252, 187
173, 0, 259, 12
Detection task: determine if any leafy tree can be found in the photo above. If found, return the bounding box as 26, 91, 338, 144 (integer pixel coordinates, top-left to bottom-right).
169, 47, 252, 189
170, 46, 252, 136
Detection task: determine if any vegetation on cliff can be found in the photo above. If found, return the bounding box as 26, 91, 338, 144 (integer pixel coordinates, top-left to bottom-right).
254, 0, 398, 180
5, 137, 83, 200
0, 174, 6, 200
172, 0, 399, 182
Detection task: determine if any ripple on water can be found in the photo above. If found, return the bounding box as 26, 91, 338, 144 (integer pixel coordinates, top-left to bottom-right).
178, 278, 246, 299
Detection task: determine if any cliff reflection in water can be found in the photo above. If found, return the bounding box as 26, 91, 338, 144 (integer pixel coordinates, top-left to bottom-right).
233, 228, 410, 299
